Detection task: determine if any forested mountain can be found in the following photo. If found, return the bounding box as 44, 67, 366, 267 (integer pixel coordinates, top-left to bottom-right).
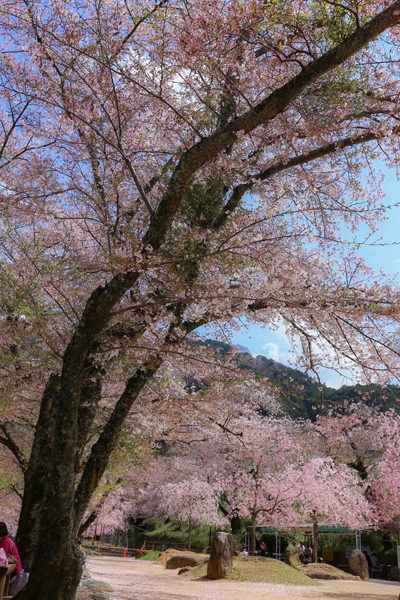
204, 340, 400, 419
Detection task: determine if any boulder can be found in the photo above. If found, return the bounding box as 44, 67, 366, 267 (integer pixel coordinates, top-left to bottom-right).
285, 544, 301, 568
82, 579, 114, 591
348, 550, 369, 581
155, 548, 208, 567
166, 554, 208, 569
206, 532, 233, 580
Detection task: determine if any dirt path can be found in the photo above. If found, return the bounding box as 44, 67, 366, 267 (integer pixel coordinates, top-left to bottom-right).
87, 557, 400, 600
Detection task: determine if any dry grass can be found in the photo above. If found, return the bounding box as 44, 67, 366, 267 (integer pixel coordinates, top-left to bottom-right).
299, 563, 359, 580
181, 556, 320, 586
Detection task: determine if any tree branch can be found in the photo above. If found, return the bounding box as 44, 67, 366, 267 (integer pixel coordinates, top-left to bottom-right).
0, 423, 28, 473
143, 1, 400, 250
213, 126, 395, 228
73, 353, 163, 529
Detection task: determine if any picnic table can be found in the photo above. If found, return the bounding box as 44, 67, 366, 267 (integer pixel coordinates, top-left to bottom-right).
0, 564, 15, 599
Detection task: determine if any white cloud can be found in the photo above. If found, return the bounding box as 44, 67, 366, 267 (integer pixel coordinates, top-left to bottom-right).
262, 342, 281, 362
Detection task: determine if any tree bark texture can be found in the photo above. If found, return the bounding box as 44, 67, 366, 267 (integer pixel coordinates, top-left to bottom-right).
251, 515, 256, 555
75, 376, 102, 473
15, 546, 81, 600
16, 374, 60, 572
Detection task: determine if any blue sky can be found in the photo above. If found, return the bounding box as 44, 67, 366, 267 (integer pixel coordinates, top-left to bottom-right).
227, 164, 400, 389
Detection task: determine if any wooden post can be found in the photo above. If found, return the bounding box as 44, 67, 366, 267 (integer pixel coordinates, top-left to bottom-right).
312, 511, 318, 563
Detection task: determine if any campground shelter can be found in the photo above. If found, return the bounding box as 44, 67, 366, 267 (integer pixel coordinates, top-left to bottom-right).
245, 524, 363, 561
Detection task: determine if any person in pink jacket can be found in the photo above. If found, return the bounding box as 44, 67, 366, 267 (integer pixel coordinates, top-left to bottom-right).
0, 522, 22, 574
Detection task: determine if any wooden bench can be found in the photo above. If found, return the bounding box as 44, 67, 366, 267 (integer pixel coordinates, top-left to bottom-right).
0, 564, 15, 600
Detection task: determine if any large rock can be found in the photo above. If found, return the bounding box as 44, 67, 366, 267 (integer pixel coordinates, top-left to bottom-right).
206, 532, 233, 580
285, 544, 301, 567
166, 554, 208, 569
348, 550, 369, 581
155, 548, 208, 567
82, 579, 114, 591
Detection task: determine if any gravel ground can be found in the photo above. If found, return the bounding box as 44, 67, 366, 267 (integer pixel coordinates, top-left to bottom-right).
87, 556, 400, 600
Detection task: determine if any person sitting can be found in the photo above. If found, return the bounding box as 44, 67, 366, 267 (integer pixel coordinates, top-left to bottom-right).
370, 553, 382, 578
0, 521, 28, 595
256, 542, 268, 557
296, 541, 305, 562
303, 543, 312, 564
0, 522, 21, 575
239, 547, 249, 556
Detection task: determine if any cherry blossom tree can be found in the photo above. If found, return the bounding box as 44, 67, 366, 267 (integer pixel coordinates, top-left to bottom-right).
369, 444, 400, 525
204, 411, 307, 553
293, 457, 374, 561
313, 402, 400, 496
138, 476, 225, 549
0, 1, 400, 598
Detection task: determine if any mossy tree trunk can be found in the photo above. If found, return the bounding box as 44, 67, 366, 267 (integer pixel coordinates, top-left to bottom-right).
15, 374, 60, 572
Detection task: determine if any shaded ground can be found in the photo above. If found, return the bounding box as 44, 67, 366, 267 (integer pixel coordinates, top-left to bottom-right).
87, 557, 400, 600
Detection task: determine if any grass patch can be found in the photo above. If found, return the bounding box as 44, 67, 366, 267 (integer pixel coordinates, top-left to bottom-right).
143, 519, 211, 548
138, 550, 161, 561
181, 556, 320, 586
299, 562, 358, 580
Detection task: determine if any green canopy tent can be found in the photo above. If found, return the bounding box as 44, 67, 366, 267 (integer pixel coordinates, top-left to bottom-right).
245, 523, 362, 560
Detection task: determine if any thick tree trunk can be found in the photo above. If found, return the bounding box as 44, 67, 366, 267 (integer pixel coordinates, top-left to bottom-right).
15, 382, 83, 600
16, 545, 81, 600
75, 375, 102, 472
251, 514, 256, 555
16, 374, 60, 572
15, 288, 187, 600
16, 369, 101, 571
14, 275, 139, 600
17, 359, 162, 600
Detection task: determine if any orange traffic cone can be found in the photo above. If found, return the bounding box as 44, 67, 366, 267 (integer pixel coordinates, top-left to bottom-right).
122, 548, 127, 557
